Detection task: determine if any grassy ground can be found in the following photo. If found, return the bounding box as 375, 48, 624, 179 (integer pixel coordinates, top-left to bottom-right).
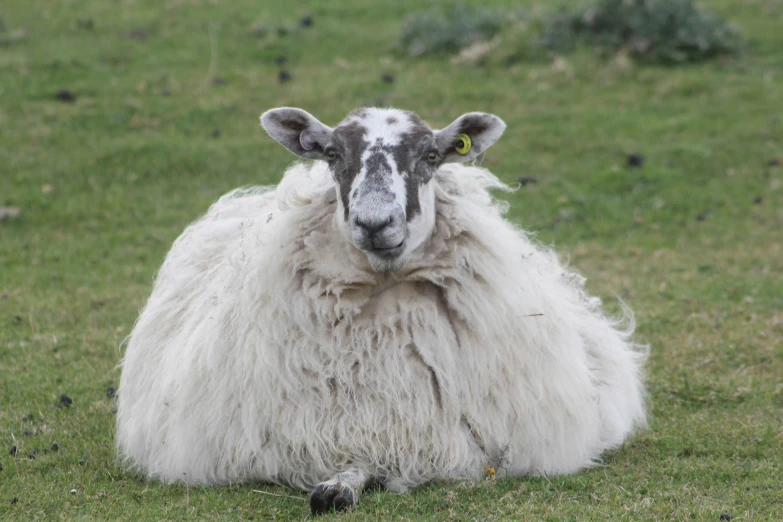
1, 0, 782, 519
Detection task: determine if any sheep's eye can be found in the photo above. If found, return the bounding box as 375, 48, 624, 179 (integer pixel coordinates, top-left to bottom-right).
425, 151, 438, 164
326, 150, 337, 161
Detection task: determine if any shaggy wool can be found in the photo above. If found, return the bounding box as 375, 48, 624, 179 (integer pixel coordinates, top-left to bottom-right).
116, 161, 646, 490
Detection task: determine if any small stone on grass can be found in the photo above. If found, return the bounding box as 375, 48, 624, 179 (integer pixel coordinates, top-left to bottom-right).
0, 207, 21, 221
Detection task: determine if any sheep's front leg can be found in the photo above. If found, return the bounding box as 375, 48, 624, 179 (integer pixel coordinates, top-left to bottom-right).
310, 467, 370, 515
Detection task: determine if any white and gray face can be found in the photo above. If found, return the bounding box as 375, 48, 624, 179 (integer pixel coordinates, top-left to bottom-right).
261, 107, 506, 272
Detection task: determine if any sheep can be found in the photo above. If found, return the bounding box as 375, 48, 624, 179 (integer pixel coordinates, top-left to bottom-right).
116, 107, 647, 515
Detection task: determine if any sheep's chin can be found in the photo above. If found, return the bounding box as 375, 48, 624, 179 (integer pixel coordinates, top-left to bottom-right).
365, 252, 409, 273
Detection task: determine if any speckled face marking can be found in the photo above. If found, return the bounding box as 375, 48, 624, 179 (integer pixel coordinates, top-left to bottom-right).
315, 108, 443, 272
261, 106, 506, 272
328, 108, 438, 222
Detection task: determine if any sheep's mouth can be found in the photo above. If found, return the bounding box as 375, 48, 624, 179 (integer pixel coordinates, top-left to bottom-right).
368, 240, 405, 258
372, 240, 404, 251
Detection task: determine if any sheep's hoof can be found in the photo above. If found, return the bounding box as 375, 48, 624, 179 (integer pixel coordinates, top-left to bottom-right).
309, 481, 358, 515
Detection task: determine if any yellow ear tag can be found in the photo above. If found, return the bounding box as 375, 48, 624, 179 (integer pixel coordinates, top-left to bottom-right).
455, 134, 471, 155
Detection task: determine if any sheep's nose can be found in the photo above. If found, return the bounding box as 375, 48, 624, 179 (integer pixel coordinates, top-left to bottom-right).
354, 216, 393, 236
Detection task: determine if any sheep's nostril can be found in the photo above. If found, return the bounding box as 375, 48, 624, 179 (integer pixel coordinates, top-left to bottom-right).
355, 216, 393, 235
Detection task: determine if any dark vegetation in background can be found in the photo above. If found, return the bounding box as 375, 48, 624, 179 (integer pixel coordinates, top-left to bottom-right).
543, 0, 744, 63
400, 0, 743, 64
398, 3, 506, 57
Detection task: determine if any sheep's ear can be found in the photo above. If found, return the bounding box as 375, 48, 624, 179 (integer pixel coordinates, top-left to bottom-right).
435, 112, 506, 163
260, 107, 333, 160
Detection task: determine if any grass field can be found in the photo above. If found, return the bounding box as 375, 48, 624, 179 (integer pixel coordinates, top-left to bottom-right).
1, 0, 782, 519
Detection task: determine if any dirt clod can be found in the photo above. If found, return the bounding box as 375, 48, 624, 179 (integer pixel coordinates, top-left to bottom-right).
124, 28, 148, 41
627, 153, 645, 168
55, 90, 76, 103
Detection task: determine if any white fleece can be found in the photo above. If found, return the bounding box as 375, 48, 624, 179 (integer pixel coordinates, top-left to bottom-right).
116, 161, 646, 490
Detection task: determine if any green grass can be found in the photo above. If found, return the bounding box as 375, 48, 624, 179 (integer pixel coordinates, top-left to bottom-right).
1, 0, 782, 519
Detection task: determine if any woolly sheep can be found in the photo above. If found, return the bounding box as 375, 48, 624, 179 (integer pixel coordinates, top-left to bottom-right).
116, 107, 646, 515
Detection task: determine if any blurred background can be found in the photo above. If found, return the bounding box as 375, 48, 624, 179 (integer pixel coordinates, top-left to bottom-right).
1, 0, 781, 519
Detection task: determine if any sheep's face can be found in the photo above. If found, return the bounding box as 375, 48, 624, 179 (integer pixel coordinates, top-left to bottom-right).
262, 107, 505, 273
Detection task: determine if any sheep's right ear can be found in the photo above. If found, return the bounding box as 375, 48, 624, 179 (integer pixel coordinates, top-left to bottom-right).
260, 108, 333, 160
435, 112, 506, 163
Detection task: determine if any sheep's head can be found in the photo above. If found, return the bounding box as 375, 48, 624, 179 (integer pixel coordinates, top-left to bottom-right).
261, 107, 505, 272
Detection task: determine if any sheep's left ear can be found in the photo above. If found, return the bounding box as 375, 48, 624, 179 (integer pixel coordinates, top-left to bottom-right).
435, 112, 506, 163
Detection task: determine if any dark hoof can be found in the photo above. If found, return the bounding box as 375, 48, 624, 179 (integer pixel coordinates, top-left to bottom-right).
332, 488, 354, 511
310, 482, 357, 515
309, 484, 330, 515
